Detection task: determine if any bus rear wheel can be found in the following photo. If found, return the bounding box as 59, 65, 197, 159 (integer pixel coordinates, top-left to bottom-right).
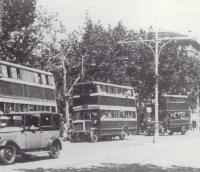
181, 126, 186, 135
119, 128, 128, 140
90, 130, 99, 143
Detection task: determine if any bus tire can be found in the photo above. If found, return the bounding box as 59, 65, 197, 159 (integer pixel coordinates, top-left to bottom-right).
90, 130, 99, 143
181, 127, 186, 135
119, 128, 128, 140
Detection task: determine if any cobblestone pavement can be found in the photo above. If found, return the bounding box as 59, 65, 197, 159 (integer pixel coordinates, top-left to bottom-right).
1, 130, 200, 172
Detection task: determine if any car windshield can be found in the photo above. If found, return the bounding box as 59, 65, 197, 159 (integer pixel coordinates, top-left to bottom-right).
0, 115, 23, 127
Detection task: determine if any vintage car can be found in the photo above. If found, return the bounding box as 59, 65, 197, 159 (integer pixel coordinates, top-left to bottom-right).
0, 111, 62, 165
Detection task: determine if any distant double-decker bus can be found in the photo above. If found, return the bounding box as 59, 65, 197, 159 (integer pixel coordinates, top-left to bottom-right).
158, 94, 190, 135
70, 81, 137, 142
0, 60, 57, 113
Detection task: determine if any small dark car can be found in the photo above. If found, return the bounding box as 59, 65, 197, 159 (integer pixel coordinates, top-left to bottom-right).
0, 111, 62, 165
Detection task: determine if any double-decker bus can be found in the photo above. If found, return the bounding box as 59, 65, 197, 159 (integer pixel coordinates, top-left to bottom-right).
70, 81, 137, 142
158, 94, 190, 135
0, 60, 57, 113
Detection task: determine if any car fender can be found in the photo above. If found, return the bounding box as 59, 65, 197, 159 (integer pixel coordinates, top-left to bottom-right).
0, 139, 21, 151
48, 137, 62, 150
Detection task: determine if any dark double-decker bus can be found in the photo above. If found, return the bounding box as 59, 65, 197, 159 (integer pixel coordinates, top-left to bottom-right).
0, 60, 57, 113
159, 94, 190, 135
71, 81, 137, 142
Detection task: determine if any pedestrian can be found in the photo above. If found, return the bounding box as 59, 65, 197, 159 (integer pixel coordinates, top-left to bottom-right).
60, 118, 65, 137
62, 120, 68, 141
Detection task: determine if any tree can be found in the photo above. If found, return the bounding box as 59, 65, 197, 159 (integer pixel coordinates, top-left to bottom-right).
0, 0, 37, 62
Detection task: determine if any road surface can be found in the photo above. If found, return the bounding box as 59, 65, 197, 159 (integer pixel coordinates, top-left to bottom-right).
1, 131, 200, 172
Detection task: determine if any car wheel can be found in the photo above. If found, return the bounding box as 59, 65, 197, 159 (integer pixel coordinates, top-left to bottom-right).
119, 128, 128, 140
49, 142, 60, 159
90, 130, 99, 143
0, 144, 16, 165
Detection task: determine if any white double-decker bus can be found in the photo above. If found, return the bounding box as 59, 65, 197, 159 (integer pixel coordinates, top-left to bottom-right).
71, 81, 137, 142
0, 60, 57, 113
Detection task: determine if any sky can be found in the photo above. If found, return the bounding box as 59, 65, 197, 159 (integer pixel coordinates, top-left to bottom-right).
38, 0, 200, 38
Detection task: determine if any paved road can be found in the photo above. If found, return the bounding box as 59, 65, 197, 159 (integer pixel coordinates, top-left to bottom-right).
1, 131, 200, 172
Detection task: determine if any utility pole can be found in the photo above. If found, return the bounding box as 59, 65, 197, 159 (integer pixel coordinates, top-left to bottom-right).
153, 31, 159, 143
118, 31, 197, 143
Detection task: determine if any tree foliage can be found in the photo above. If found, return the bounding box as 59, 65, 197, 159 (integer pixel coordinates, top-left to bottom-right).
62, 17, 200, 109
0, 0, 36, 62
1, 2, 200, 112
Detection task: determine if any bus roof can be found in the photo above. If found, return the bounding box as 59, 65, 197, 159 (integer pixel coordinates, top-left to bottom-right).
163, 94, 188, 98
0, 60, 53, 76
75, 81, 133, 89
1, 111, 61, 117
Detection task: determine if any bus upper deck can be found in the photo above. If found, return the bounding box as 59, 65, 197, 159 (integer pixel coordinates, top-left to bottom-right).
0, 60, 57, 113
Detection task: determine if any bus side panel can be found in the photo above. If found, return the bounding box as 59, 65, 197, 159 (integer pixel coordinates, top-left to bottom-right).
73, 96, 136, 107
99, 120, 137, 136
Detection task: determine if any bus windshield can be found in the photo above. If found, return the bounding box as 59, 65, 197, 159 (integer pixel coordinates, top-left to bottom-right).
73, 110, 98, 120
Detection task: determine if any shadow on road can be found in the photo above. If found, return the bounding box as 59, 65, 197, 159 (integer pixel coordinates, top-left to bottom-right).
15, 163, 200, 172
15, 155, 50, 164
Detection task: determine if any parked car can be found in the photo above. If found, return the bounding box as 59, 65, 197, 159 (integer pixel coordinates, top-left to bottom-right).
0, 111, 62, 165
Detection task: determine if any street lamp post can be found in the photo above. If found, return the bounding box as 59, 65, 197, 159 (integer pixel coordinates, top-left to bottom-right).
118, 31, 197, 143
154, 31, 159, 142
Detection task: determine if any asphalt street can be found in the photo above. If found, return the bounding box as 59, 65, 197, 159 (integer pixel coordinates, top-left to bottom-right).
1, 131, 200, 172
